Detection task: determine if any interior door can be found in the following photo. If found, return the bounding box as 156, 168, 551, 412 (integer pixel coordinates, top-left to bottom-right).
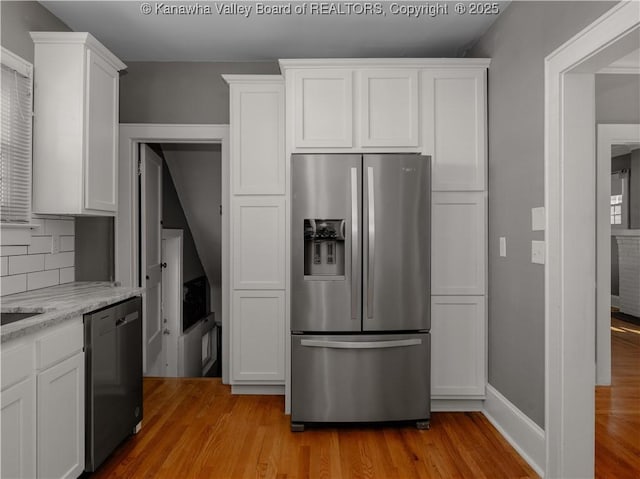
140, 144, 163, 375
363, 154, 431, 331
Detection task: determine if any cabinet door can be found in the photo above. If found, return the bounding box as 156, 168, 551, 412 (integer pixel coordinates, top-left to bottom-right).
294, 70, 353, 148
85, 49, 118, 211
37, 353, 84, 479
230, 82, 285, 194
232, 291, 285, 382
423, 69, 486, 190
431, 296, 486, 397
1, 378, 36, 479
432, 192, 486, 295
360, 70, 419, 147
232, 197, 285, 289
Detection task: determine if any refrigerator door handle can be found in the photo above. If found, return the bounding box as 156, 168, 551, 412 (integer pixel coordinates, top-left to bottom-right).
300, 338, 422, 349
351, 167, 358, 320
367, 166, 375, 319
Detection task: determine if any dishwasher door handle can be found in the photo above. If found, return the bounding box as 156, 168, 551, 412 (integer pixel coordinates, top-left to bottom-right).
116, 311, 138, 327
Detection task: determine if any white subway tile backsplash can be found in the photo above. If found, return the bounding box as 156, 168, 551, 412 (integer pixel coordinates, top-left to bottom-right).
44, 219, 74, 236
60, 236, 75, 252
27, 269, 59, 291
2, 274, 27, 295
45, 252, 74, 270
0, 245, 28, 256
29, 217, 46, 235
9, 255, 46, 275
0, 218, 77, 296
28, 236, 53, 254
59, 267, 75, 284
0, 228, 32, 246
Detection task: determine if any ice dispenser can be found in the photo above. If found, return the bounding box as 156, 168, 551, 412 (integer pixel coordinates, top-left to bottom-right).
304, 219, 345, 277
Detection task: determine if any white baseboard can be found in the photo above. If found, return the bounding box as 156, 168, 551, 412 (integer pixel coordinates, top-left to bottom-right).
231, 384, 285, 395
431, 398, 484, 411
611, 295, 620, 308
483, 385, 545, 478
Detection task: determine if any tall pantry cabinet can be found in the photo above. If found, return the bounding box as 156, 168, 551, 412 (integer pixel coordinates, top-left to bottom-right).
226, 60, 489, 409
224, 76, 287, 392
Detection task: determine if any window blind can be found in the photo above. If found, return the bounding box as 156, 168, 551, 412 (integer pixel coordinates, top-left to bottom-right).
1, 53, 32, 223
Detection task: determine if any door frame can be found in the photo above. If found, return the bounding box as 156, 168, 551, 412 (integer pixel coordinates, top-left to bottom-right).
117, 124, 230, 383
544, 3, 639, 477
596, 124, 640, 387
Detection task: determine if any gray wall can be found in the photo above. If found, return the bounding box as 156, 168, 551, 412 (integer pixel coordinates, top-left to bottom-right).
630, 150, 640, 229
595, 74, 640, 124
163, 144, 222, 316
468, 0, 616, 428
75, 218, 114, 281
158, 148, 206, 283
120, 62, 280, 124
0, 1, 70, 61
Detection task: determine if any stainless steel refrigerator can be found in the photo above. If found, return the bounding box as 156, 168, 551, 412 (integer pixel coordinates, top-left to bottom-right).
291, 153, 431, 431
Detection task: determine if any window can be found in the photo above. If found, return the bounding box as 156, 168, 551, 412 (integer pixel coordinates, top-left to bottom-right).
611, 171, 628, 228
611, 194, 623, 225
1, 48, 33, 224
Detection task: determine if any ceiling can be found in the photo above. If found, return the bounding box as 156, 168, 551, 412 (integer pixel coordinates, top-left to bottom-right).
40, 1, 510, 62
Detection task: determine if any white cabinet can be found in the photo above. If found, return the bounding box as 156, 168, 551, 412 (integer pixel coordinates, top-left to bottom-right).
37, 353, 84, 479
359, 69, 419, 147
292, 70, 353, 148
1, 342, 36, 479
422, 69, 487, 191
1, 317, 84, 479
226, 76, 285, 194
232, 291, 285, 382
225, 75, 287, 389
431, 296, 486, 397
431, 192, 486, 295
31, 32, 126, 215
232, 197, 286, 290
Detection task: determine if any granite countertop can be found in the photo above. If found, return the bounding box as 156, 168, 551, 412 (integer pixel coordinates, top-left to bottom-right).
1, 282, 144, 343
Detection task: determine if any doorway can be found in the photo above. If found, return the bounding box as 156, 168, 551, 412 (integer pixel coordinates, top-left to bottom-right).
139, 142, 222, 377
116, 124, 230, 383
544, 3, 639, 477
596, 125, 640, 386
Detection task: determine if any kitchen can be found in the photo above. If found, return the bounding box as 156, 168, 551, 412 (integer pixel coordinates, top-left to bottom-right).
1, 2, 639, 478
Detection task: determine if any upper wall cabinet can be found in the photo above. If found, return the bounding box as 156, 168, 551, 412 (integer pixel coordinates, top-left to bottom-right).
422, 69, 487, 191
359, 70, 419, 147
30, 32, 126, 216
293, 70, 353, 148
225, 76, 285, 195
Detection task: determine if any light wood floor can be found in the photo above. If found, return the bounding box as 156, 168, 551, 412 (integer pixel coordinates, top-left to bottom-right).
89, 319, 639, 479
595, 317, 640, 478
90, 385, 537, 478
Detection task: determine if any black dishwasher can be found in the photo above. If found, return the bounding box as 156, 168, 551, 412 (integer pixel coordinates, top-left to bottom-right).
84, 296, 143, 472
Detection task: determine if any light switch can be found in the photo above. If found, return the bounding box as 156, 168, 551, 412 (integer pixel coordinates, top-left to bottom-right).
499, 237, 506, 257
531, 240, 545, 264
532, 207, 545, 231
52, 235, 60, 254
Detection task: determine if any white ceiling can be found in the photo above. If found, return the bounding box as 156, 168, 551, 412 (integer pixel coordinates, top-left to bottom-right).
40, 1, 509, 61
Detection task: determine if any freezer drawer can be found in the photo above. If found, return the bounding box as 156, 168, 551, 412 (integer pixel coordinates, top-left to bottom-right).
291, 333, 430, 425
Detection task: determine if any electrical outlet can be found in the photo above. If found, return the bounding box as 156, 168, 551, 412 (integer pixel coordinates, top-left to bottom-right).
531, 240, 545, 264
499, 237, 506, 257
